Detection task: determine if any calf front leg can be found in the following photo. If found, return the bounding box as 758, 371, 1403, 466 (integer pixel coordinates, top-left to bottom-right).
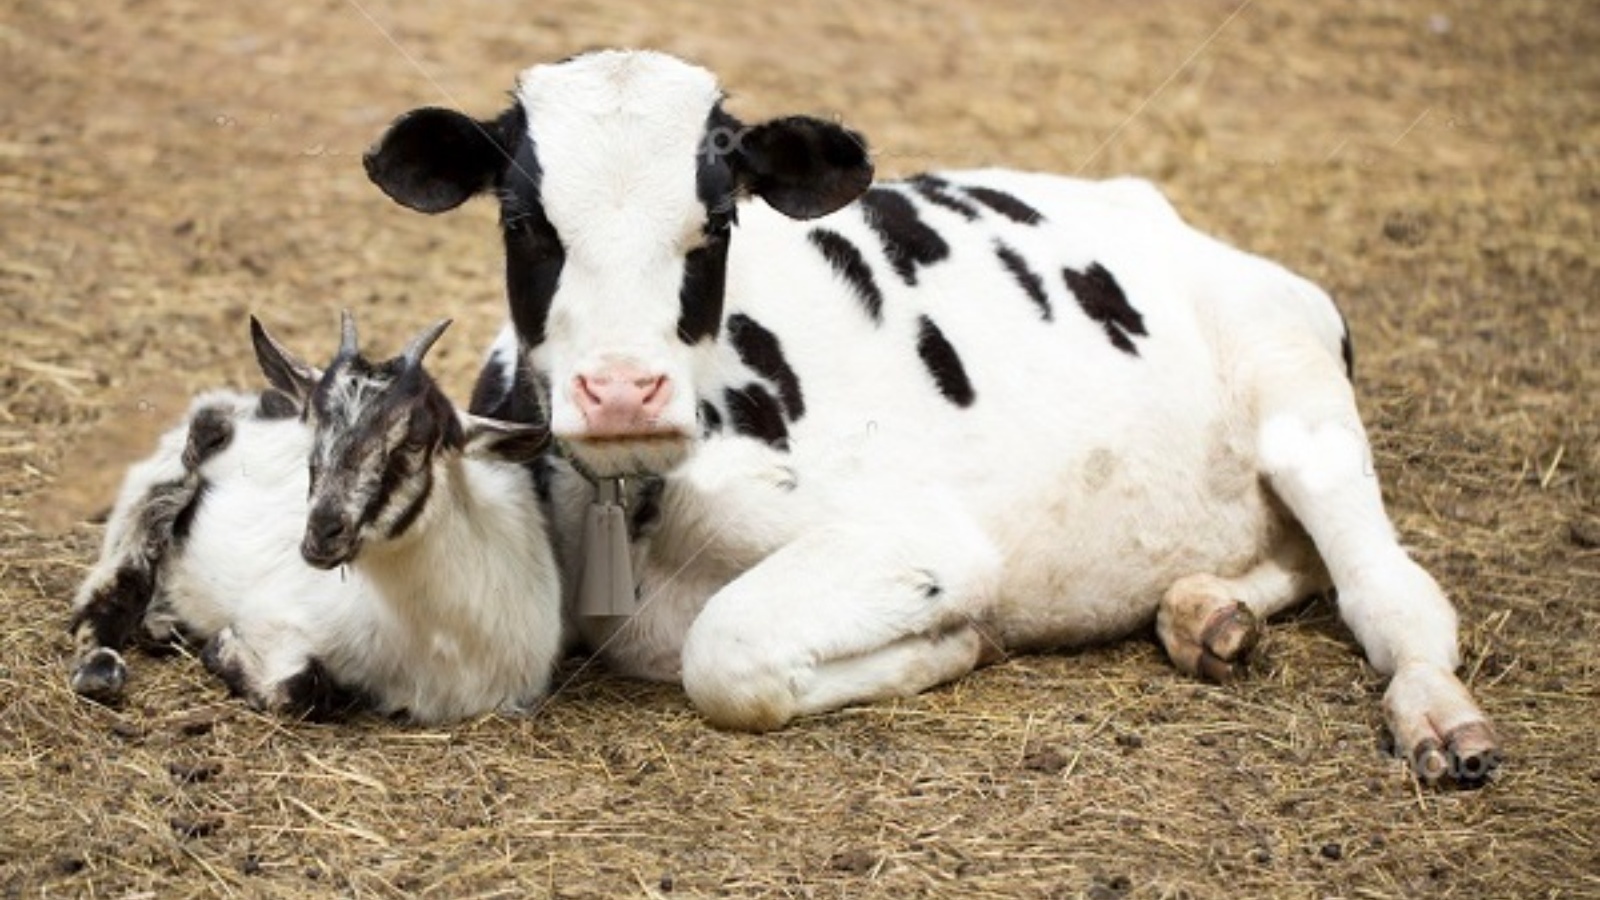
681, 508, 1003, 732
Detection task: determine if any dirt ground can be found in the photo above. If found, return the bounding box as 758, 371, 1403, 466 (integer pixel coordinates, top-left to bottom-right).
2, 0, 1596, 896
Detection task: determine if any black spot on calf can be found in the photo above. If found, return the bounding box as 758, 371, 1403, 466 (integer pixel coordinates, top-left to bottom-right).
499, 133, 566, 349
859, 188, 950, 286
809, 228, 884, 324
963, 186, 1045, 225
908, 175, 981, 220
628, 478, 665, 540
1064, 263, 1147, 356
699, 400, 724, 436
915, 316, 976, 408
678, 234, 729, 345
724, 383, 791, 450
994, 242, 1052, 321
727, 314, 806, 421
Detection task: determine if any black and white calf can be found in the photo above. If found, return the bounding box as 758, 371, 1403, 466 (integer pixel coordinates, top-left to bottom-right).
68, 314, 561, 724
365, 50, 1499, 782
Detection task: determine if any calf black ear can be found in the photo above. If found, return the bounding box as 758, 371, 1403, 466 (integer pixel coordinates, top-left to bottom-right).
364, 107, 517, 214
734, 116, 873, 220
249, 316, 319, 406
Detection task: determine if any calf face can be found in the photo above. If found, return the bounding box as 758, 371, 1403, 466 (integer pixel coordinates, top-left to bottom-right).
250, 313, 546, 568
364, 50, 873, 475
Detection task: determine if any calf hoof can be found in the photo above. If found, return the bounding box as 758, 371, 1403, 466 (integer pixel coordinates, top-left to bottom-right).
1158, 576, 1262, 682
71, 648, 128, 702
1384, 664, 1501, 787
182, 406, 235, 470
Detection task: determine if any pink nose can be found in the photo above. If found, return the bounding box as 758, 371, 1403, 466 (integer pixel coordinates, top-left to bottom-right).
572, 366, 674, 438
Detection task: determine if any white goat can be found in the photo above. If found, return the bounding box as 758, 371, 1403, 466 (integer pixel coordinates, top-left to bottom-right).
68, 313, 562, 724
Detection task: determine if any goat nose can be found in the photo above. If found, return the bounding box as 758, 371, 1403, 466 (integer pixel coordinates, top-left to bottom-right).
308, 511, 348, 545
571, 366, 674, 438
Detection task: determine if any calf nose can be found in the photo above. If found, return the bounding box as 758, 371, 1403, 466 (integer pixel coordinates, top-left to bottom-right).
572, 365, 674, 438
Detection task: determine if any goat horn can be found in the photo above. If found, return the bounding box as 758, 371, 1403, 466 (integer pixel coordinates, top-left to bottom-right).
338, 309, 360, 359
402, 319, 453, 369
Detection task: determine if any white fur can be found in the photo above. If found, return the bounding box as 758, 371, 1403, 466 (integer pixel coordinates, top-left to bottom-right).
468, 53, 1491, 776
72, 391, 562, 724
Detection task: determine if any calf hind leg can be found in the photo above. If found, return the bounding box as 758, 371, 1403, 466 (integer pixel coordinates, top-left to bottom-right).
1159, 532, 1329, 681
1252, 343, 1498, 784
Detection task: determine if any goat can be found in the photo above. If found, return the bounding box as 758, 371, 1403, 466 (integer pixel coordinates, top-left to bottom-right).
67, 313, 561, 723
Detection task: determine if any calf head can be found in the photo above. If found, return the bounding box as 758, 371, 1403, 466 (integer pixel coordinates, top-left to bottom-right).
364, 50, 873, 475
249, 312, 547, 568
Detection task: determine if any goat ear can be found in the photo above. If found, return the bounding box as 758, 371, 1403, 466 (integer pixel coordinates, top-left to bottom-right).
732, 116, 873, 220
249, 316, 319, 404
364, 106, 518, 214
461, 414, 550, 464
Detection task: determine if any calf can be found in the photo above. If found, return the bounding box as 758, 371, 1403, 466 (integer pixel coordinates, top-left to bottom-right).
365, 50, 1499, 782
68, 313, 561, 724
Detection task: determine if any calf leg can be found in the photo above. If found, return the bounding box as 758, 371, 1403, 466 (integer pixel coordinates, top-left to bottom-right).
1252, 343, 1498, 784
681, 505, 1003, 732
68, 399, 239, 700
1159, 532, 1330, 681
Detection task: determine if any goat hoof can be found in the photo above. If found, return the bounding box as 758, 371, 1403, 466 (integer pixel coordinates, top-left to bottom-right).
71, 648, 128, 701
182, 406, 235, 469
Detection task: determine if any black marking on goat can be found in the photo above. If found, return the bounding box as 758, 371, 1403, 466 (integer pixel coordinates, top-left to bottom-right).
727, 314, 806, 421
183, 406, 235, 470
280, 658, 369, 721
498, 117, 566, 350
859, 188, 950, 286
629, 478, 665, 540
69, 475, 205, 651
699, 400, 725, 436
915, 316, 976, 408
256, 389, 299, 420
170, 479, 209, 546
724, 383, 791, 450
994, 242, 1052, 321
964, 186, 1045, 225
908, 175, 980, 220
384, 469, 432, 540
809, 229, 884, 324
1064, 263, 1147, 356
72, 565, 158, 652
201, 636, 251, 701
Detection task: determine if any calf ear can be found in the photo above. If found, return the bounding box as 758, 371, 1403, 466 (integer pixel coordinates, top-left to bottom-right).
734, 116, 874, 220
249, 316, 320, 406
461, 414, 550, 464
364, 107, 516, 214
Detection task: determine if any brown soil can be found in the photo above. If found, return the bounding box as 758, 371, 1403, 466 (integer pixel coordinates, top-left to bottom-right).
2, 0, 1596, 897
